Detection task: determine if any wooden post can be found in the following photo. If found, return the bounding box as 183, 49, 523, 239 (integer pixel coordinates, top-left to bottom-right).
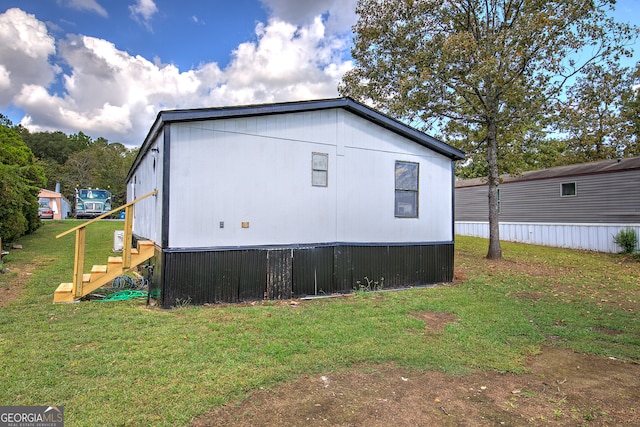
122, 205, 133, 269
73, 227, 86, 298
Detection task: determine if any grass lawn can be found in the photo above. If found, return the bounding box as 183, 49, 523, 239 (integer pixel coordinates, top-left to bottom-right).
0, 221, 638, 426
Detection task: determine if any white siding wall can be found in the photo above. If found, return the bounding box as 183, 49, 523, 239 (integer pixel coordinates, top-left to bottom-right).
168, 112, 337, 248
456, 221, 640, 253
167, 110, 453, 248
127, 130, 163, 243
336, 110, 453, 243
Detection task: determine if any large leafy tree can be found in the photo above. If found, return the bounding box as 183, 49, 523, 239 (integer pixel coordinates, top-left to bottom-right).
18, 128, 91, 200
620, 64, 640, 157
340, 0, 637, 259
445, 105, 566, 178
556, 63, 633, 163
18, 129, 89, 164
0, 119, 46, 242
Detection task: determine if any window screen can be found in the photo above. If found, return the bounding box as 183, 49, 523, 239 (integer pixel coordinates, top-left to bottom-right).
395, 161, 419, 217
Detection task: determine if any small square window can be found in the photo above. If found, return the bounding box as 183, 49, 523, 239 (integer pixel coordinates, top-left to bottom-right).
561, 182, 576, 197
312, 153, 328, 187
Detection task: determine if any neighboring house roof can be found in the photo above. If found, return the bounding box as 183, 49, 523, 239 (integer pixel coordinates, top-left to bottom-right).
456, 156, 640, 188
38, 189, 63, 199
127, 97, 465, 182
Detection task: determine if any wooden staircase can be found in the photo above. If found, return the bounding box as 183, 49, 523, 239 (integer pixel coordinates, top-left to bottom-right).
53, 240, 155, 302
53, 190, 158, 303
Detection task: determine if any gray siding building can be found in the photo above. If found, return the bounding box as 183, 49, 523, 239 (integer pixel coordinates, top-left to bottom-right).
456, 157, 640, 252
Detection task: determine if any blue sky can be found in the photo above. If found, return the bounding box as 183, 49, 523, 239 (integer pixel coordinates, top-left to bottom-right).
0, 0, 638, 146
0, 0, 357, 145
17, 1, 270, 69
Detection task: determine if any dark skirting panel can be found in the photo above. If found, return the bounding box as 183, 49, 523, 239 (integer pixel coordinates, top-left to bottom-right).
161, 249, 266, 306
148, 245, 163, 300
157, 243, 454, 307
266, 249, 293, 299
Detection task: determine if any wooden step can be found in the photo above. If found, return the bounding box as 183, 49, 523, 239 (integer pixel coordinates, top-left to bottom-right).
133, 242, 155, 262
90, 265, 108, 281
83, 274, 91, 283
53, 283, 74, 303
108, 256, 123, 264
91, 265, 108, 274
56, 282, 73, 292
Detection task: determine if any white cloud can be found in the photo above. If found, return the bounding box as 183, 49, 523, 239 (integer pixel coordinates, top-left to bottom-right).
18, 84, 133, 136
1, 7, 354, 146
260, 0, 358, 34
57, 0, 108, 17
204, 17, 351, 106
0, 8, 56, 105
15, 34, 201, 141
129, 0, 158, 30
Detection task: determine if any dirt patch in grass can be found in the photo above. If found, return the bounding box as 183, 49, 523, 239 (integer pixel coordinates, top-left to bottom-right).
593, 326, 624, 336
452, 268, 468, 284
0, 265, 33, 308
192, 346, 640, 426
409, 311, 458, 332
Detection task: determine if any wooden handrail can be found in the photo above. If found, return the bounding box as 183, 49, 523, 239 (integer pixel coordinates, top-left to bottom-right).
56, 189, 158, 239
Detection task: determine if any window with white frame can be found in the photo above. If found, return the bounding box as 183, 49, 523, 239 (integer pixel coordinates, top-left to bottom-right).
395, 161, 419, 218
312, 152, 328, 187
561, 182, 576, 197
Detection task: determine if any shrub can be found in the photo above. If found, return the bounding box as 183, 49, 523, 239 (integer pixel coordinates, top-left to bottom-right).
613, 228, 638, 254
0, 124, 46, 243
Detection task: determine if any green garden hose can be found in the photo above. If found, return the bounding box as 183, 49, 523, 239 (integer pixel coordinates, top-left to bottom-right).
96, 290, 148, 302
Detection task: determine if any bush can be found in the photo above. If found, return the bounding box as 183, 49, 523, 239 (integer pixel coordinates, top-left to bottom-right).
613, 228, 638, 254
0, 124, 46, 243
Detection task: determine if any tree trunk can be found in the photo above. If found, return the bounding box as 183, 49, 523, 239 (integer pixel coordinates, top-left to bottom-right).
486, 116, 502, 260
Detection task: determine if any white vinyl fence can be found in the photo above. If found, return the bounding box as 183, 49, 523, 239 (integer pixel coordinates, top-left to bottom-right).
456, 222, 640, 253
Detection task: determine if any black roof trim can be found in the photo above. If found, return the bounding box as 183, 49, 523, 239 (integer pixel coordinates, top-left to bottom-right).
127, 97, 465, 182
